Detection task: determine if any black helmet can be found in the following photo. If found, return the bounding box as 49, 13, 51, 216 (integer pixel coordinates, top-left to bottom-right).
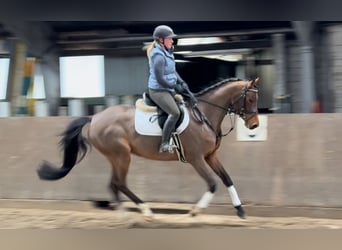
153, 25, 177, 40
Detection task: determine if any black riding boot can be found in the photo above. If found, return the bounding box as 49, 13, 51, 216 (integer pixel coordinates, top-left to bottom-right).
159, 115, 177, 152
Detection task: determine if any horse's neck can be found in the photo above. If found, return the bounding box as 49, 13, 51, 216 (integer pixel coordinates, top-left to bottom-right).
199, 81, 242, 131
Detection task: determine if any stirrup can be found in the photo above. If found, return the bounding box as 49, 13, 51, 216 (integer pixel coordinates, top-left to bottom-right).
159, 143, 176, 153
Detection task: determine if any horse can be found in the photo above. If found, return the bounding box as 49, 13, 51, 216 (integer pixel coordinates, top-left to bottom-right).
37, 77, 260, 221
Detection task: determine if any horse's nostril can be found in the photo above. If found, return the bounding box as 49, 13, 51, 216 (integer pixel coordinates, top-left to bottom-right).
250, 124, 258, 130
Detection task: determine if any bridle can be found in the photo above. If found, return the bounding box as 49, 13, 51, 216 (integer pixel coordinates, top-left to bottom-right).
193, 83, 259, 138
227, 84, 259, 120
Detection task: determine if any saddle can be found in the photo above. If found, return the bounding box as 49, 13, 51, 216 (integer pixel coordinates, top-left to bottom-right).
140, 92, 185, 129
134, 92, 189, 162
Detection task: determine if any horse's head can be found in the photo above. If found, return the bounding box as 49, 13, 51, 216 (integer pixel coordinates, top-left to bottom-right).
231, 77, 260, 130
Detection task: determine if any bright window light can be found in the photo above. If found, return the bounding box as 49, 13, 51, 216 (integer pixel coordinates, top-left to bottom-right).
60, 55, 105, 98
0, 58, 10, 100
32, 75, 46, 99
26, 63, 46, 99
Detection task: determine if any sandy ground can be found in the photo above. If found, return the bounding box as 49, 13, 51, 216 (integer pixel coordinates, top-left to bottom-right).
0, 199, 341, 229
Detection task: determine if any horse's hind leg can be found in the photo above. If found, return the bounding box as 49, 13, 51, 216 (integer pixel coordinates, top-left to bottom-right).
205, 153, 246, 219
107, 153, 154, 221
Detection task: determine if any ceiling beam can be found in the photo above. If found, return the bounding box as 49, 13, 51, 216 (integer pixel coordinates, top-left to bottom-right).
56, 27, 294, 45
59, 39, 272, 57
0, 21, 58, 60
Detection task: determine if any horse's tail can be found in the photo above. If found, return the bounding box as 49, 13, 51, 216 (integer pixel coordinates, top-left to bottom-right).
37, 116, 92, 180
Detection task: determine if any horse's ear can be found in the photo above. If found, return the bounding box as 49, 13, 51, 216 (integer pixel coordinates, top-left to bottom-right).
248, 77, 260, 88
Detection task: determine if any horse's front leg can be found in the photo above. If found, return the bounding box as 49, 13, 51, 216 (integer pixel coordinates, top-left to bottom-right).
205, 154, 246, 219
188, 158, 217, 217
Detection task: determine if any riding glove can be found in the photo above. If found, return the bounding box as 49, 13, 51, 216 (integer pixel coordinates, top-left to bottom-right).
175, 71, 198, 106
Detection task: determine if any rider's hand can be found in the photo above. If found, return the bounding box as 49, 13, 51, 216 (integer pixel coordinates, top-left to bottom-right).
176, 81, 197, 107
181, 82, 190, 92
175, 83, 184, 93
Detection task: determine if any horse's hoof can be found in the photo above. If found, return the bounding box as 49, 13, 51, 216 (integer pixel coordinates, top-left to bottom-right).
189, 206, 201, 217
236, 206, 246, 219
93, 200, 114, 210
138, 203, 154, 221
189, 211, 197, 217
142, 215, 154, 222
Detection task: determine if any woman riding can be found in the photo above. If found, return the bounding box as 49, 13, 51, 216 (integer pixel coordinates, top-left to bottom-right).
146, 25, 197, 153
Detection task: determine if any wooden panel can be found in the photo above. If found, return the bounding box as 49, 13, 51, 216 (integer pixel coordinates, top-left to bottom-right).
0, 115, 341, 207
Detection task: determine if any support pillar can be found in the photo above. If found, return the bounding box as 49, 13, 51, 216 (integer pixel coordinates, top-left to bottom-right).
292, 21, 316, 113
7, 39, 27, 116
105, 95, 120, 107
0, 102, 10, 117
272, 33, 290, 113
34, 100, 49, 117
68, 99, 85, 116
301, 46, 315, 113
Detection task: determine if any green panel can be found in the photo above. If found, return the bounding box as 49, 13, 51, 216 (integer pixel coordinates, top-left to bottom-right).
22, 76, 31, 95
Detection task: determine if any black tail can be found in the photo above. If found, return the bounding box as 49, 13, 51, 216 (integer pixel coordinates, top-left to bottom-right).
37, 116, 92, 180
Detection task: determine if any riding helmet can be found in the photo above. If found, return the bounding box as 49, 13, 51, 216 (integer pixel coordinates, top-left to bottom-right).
153, 25, 177, 40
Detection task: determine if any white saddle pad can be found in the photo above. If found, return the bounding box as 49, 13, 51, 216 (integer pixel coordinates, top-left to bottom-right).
134, 106, 190, 136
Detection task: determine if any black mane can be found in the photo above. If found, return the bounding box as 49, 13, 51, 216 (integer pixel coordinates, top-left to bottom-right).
195, 77, 244, 96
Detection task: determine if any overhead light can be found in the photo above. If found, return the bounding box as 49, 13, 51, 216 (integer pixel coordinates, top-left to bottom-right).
199, 54, 243, 62
173, 50, 192, 54
175, 59, 192, 63
182, 48, 251, 62
185, 48, 251, 56
177, 37, 225, 46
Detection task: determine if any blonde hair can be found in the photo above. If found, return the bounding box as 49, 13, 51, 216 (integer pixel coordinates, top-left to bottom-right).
146, 40, 156, 59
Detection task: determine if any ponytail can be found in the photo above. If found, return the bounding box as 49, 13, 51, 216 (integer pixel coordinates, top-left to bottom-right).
146, 41, 156, 59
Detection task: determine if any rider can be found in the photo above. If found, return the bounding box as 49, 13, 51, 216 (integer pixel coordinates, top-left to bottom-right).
146, 25, 197, 153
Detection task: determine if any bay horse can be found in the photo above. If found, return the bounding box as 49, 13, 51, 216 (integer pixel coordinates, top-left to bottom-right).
37, 77, 260, 221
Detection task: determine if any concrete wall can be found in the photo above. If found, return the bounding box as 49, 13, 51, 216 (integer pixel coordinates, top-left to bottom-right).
0, 114, 341, 207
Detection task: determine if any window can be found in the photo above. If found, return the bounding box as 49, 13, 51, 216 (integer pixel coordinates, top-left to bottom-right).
59, 55, 105, 98
0, 58, 10, 100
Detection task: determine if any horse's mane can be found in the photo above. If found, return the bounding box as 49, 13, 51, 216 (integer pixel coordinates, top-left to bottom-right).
195, 77, 244, 96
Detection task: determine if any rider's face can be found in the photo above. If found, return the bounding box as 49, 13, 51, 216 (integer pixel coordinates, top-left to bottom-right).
163, 37, 174, 49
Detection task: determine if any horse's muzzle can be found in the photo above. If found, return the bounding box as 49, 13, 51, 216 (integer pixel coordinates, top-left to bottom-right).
249, 123, 259, 130
246, 115, 259, 130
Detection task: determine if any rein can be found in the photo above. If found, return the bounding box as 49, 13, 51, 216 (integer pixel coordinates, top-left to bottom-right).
180, 90, 221, 139
195, 99, 236, 137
